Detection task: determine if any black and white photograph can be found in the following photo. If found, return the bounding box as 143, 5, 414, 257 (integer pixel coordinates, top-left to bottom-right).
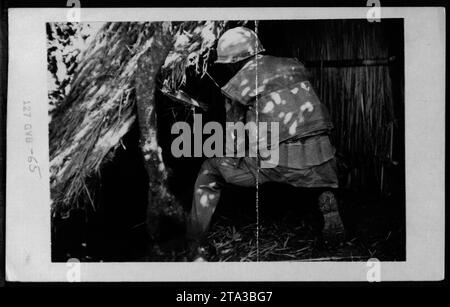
48, 19, 406, 263
3, 6, 445, 283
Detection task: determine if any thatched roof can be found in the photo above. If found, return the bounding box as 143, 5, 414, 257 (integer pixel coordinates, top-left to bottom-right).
49, 21, 233, 216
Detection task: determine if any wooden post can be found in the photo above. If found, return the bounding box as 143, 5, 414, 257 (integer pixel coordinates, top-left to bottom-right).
134, 22, 185, 242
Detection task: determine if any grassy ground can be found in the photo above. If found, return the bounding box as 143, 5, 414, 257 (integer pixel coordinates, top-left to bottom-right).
179, 182, 404, 262
53, 186, 405, 262
151, 186, 405, 262
203, 218, 404, 262
201, 201, 404, 262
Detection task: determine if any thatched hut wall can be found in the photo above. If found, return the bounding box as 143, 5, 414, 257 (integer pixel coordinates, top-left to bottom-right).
49, 21, 233, 217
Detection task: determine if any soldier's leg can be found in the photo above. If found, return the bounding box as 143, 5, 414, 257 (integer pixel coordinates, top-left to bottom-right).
304, 188, 326, 238
259, 159, 343, 241
187, 159, 224, 244
295, 186, 345, 243
187, 157, 257, 246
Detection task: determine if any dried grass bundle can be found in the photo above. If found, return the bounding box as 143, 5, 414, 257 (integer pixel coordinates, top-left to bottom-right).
49, 21, 230, 216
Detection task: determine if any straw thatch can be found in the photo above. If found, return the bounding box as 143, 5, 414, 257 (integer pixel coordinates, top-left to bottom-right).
49, 21, 232, 218
307, 21, 400, 194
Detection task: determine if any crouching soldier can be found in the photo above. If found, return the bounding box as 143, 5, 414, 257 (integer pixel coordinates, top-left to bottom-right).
186, 27, 344, 261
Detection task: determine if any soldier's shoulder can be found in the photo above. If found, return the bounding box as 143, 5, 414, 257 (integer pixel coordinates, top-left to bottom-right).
256, 55, 305, 68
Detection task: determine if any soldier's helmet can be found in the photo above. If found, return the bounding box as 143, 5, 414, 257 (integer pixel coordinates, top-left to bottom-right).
215, 27, 265, 64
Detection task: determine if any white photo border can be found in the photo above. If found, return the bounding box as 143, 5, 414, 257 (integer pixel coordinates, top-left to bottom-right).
6, 7, 445, 281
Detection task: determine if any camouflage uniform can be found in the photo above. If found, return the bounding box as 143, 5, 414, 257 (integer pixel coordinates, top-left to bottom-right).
187, 54, 338, 241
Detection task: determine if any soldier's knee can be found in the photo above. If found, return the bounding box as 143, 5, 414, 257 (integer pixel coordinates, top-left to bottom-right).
194, 159, 219, 188
200, 158, 215, 171
198, 158, 222, 176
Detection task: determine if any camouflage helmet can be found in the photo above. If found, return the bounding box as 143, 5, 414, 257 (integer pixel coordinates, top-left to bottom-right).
215, 27, 265, 64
